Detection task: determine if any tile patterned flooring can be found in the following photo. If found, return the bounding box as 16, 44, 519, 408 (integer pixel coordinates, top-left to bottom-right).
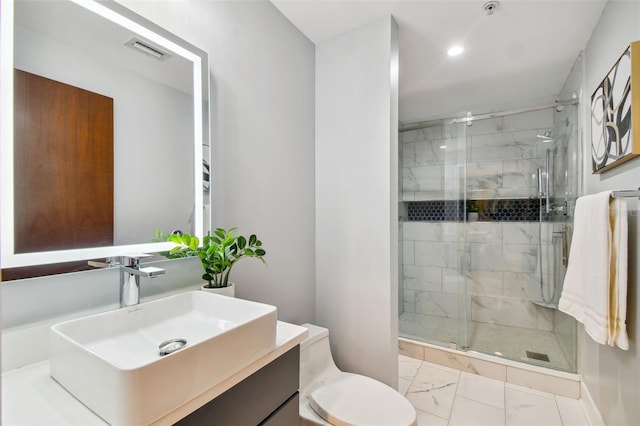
399, 355, 589, 426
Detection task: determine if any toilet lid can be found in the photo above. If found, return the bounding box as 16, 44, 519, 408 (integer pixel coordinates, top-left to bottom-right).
309, 374, 416, 426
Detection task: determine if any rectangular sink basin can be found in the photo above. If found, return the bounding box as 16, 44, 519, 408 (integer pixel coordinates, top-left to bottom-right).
50, 290, 277, 425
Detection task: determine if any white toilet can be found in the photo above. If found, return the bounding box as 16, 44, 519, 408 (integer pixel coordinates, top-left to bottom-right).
299, 323, 417, 426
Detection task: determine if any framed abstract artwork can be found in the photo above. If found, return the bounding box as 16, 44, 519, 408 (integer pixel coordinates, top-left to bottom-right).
591, 41, 640, 174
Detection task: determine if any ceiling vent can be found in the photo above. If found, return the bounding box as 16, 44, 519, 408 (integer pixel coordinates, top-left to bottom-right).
125, 38, 171, 61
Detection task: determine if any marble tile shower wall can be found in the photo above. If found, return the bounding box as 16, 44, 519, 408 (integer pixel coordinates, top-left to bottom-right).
402, 109, 554, 201
402, 221, 556, 331
400, 109, 557, 331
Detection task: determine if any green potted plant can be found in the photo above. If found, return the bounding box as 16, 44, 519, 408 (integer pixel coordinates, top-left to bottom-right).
155, 227, 266, 297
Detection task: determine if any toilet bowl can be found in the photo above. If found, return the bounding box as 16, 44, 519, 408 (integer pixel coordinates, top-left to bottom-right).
299, 323, 417, 426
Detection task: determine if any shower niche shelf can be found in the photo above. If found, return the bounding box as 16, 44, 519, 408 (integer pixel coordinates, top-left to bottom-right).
405, 198, 549, 222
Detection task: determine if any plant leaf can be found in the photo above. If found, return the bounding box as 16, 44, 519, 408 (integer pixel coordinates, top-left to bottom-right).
237, 236, 246, 249
167, 234, 182, 244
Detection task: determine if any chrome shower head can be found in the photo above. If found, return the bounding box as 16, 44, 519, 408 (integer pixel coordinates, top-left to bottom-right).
537, 130, 553, 142
536, 119, 570, 143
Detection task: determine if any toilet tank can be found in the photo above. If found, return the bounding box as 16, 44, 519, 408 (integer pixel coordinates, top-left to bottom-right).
300, 323, 330, 350
299, 323, 341, 393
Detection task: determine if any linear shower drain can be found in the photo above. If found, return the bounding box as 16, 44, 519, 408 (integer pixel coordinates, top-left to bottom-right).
525, 350, 550, 362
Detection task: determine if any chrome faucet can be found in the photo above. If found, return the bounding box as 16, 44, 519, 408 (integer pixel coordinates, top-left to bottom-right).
119, 254, 165, 307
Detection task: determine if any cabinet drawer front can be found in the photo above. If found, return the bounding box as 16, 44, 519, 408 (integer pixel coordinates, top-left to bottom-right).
176, 346, 300, 426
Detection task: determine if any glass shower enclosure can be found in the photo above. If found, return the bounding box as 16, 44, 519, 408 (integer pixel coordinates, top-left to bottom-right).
399, 102, 579, 373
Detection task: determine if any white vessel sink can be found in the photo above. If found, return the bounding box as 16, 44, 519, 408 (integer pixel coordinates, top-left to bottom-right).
50, 290, 277, 425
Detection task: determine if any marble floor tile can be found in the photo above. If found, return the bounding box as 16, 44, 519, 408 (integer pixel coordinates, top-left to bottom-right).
448, 396, 506, 426
399, 377, 413, 396
399, 354, 423, 381
505, 382, 556, 400
415, 409, 448, 426
555, 395, 590, 426
505, 385, 562, 426
399, 357, 589, 426
456, 372, 505, 409
406, 363, 460, 419
399, 354, 422, 396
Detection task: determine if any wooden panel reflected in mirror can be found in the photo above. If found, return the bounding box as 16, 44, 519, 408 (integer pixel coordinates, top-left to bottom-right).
5, 70, 114, 280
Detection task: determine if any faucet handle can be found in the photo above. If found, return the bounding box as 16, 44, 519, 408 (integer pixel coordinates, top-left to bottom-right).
120, 254, 152, 267
139, 266, 166, 278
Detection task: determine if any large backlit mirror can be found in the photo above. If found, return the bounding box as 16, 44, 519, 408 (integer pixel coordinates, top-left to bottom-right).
0, 0, 210, 277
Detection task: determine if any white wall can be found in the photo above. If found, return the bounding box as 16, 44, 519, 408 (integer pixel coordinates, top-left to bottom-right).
582, 2, 640, 424
315, 16, 399, 387
118, 0, 316, 325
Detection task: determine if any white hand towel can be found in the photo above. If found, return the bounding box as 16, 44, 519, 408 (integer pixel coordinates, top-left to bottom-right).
558, 191, 629, 349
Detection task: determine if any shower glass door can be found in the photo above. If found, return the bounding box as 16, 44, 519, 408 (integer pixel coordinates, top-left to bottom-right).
458, 105, 578, 372
399, 115, 467, 349
399, 103, 577, 373
445, 119, 469, 351
440, 117, 469, 351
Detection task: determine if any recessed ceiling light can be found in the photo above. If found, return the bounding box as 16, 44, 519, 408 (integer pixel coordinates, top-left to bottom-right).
447, 45, 464, 56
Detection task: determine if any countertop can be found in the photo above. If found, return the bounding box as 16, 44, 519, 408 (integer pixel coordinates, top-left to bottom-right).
2, 320, 308, 425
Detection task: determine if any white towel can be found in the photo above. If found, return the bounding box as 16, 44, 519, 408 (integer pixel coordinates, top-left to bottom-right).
558, 191, 629, 350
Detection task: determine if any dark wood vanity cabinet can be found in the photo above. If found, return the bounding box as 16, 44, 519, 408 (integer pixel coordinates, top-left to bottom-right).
175, 346, 300, 426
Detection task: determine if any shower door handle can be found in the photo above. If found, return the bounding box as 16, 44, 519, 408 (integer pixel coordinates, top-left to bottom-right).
537, 167, 544, 197
562, 225, 569, 266
552, 229, 568, 267
545, 148, 551, 213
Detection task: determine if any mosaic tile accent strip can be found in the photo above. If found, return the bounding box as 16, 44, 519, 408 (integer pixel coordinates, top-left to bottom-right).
406, 199, 545, 222
406, 200, 465, 221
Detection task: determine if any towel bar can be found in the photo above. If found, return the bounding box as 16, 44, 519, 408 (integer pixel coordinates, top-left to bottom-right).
612, 189, 640, 199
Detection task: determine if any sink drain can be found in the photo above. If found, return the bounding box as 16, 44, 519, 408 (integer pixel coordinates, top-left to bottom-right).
159, 338, 187, 356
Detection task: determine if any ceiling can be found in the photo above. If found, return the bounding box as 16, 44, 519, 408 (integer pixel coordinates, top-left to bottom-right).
271, 0, 607, 122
